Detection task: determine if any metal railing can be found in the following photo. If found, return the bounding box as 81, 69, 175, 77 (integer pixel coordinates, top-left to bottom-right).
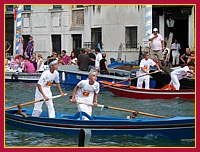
83, 42, 103, 49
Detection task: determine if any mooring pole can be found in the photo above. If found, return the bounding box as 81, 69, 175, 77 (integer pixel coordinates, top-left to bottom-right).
78, 129, 92, 147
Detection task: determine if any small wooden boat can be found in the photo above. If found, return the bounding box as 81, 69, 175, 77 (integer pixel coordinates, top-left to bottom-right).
100, 81, 195, 100
5, 107, 194, 139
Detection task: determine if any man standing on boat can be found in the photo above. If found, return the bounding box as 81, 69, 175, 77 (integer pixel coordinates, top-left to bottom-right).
148, 28, 165, 67
137, 53, 161, 89
70, 69, 99, 120
32, 58, 65, 118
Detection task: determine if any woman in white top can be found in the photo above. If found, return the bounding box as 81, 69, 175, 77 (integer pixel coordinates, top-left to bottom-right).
37, 54, 44, 73
70, 51, 77, 65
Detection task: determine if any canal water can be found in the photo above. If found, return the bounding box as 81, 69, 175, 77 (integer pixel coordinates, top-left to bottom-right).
5, 82, 195, 147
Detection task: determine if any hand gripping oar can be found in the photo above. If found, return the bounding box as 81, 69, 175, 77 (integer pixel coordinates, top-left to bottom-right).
73, 100, 168, 118
5, 93, 68, 111
101, 70, 160, 88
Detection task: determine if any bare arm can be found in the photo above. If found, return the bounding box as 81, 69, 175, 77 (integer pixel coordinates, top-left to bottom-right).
93, 93, 98, 106
56, 83, 64, 96
155, 64, 161, 71
161, 40, 165, 50
31, 42, 34, 51
62, 60, 66, 65
37, 84, 48, 100
71, 86, 79, 102
148, 34, 158, 41
105, 61, 110, 74
180, 54, 186, 63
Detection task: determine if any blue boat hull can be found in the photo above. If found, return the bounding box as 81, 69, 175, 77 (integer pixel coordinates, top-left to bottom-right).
5, 108, 195, 139
58, 65, 129, 89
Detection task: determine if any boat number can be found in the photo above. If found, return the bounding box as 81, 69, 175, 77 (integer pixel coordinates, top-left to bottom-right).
76, 75, 81, 80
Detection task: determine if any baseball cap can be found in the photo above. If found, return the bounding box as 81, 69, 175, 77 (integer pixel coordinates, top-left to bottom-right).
153, 28, 158, 32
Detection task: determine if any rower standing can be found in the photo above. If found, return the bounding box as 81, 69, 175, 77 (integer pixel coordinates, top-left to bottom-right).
170, 61, 195, 90
137, 52, 161, 89
32, 59, 65, 118
71, 69, 99, 120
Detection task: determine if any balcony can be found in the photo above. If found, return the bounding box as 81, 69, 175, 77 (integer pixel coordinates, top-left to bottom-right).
83, 42, 103, 50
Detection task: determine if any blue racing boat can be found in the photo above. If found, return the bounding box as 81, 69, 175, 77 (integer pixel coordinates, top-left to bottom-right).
5, 107, 195, 140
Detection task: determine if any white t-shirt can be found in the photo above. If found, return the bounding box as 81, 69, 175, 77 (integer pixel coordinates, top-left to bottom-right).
139, 58, 156, 74
35, 70, 60, 99
171, 66, 190, 80
149, 33, 164, 50
95, 53, 102, 69
171, 43, 181, 56
37, 58, 44, 72
71, 58, 77, 65
75, 79, 100, 103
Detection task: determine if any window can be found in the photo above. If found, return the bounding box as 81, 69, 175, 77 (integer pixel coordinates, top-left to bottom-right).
76, 5, 84, 8
24, 5, 31, 11
53, 5, 62, 9
125, 26, 137, 48
72, 10, 84, 26
6, 5, 13, 12
91, 28, 102, 49
83, 28, 102, 49
51, 35, 61, 53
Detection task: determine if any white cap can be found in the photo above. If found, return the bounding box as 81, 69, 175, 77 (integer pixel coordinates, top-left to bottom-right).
153, 28, 158, 32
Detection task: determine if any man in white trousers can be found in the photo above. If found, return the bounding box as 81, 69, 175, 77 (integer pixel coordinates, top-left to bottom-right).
170, 61, 195, 90
32, 58, 65, 118
171, 38, 181, 67
137, 53, 161, 89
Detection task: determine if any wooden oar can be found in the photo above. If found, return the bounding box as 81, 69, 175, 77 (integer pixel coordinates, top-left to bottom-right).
101, 70, 160, 88
73, 100, 168, 118
5, 93, 68, 111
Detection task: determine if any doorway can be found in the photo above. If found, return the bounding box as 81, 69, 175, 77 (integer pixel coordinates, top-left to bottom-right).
172, 18, 188, 55
5, 15, 14, 55
72, 34, 82, 57
51, 35, 61, 54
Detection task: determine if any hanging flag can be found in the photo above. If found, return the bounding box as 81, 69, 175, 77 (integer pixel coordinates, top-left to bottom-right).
13, 5, 18, 20
98, 43, 102, 54
15, 5, 22, 55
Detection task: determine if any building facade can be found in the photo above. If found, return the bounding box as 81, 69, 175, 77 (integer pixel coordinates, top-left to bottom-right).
5, 5, 195, 63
